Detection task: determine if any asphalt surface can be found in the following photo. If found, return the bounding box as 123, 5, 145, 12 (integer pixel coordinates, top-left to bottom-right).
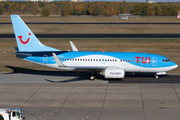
1, 22, 180, 24
0, 69, 180, 120
1, 34, 180, 39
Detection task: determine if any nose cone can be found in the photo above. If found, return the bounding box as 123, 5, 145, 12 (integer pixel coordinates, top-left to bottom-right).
170, 61, 178, 70
164, 61, 178, 72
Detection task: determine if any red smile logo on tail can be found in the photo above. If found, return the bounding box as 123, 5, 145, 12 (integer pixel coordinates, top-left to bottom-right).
18, 33, 31, 44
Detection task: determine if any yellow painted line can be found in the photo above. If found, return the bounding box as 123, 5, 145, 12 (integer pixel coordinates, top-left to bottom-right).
94, 79, 103, 81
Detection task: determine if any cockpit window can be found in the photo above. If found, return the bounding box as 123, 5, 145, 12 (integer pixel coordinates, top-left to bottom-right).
162, 59, 170, 62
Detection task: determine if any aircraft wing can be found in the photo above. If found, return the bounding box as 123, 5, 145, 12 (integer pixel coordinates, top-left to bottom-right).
70, 66, 106, 70
52, 53, 106, 71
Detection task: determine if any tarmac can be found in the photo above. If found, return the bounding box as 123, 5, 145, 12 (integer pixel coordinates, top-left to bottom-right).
0, 72, 180, 120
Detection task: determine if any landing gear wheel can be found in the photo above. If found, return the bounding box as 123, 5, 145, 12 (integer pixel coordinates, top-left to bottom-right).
90, 75, 95, 80
89, 72, 97, 80
0, 115, 4, 120
154, 75, 159, 79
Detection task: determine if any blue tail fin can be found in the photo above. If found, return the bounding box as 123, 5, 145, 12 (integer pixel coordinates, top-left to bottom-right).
11, 15, 60, 52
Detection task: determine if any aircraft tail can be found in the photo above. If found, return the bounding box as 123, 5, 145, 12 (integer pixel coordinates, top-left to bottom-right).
11, 15, 60, 52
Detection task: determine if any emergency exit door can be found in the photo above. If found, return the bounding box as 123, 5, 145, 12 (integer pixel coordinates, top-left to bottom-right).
152, 57, 157, 66
43, 55, 48, 64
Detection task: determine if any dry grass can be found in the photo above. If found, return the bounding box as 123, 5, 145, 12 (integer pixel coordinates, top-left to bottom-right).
1, 24, 180, 34
0, 15, 179, 23
0, 39, 180, 73
1, 16, 180, 34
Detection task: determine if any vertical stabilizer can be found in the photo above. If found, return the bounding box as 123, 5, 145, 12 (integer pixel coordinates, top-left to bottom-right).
11, 15, 60, 52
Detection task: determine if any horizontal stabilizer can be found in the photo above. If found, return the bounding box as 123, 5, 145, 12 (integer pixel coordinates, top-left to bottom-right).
3, 51, 32, 56
52, 53, 65, 67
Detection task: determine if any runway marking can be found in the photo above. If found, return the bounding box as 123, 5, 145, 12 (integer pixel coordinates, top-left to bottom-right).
34, 113, 52, 120
82, 115, 92, 120
94, 79, 103, 81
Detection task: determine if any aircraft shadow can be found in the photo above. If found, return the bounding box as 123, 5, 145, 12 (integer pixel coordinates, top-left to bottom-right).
5, 65, 90, 77
4, 66, 180, 83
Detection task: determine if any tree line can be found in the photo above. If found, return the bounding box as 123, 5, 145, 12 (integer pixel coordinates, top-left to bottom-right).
0, 1, 179, 17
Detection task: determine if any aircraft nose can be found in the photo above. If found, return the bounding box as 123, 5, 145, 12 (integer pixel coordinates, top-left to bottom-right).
171, 62, 178, 69
173, 64, 178, 69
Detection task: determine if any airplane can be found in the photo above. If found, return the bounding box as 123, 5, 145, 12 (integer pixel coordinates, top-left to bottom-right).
9, 15, 178, 80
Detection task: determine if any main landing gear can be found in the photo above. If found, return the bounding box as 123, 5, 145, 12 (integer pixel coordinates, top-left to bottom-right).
154, 75, 159, 79
89, 72, 97, 80
90, 75, 96, 80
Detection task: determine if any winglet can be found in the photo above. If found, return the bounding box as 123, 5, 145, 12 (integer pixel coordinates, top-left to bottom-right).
52, 53, 65, 67
70, 41, 78, 51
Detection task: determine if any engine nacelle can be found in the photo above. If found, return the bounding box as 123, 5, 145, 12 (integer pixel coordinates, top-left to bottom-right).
100, 67, 125, 79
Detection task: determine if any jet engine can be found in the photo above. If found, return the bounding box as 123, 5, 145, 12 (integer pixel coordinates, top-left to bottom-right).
100, 67, 125, 79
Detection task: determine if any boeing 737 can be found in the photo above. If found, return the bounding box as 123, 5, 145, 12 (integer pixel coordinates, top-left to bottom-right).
9, 15, 178, 80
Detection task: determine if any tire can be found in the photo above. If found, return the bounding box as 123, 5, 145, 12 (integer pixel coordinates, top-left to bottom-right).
0, 115, 4, 120
154, 75, 159, 79
90, 76, 95, 80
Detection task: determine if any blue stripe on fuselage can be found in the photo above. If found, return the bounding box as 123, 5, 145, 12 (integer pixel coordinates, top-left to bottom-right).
16, 51, 172, 68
